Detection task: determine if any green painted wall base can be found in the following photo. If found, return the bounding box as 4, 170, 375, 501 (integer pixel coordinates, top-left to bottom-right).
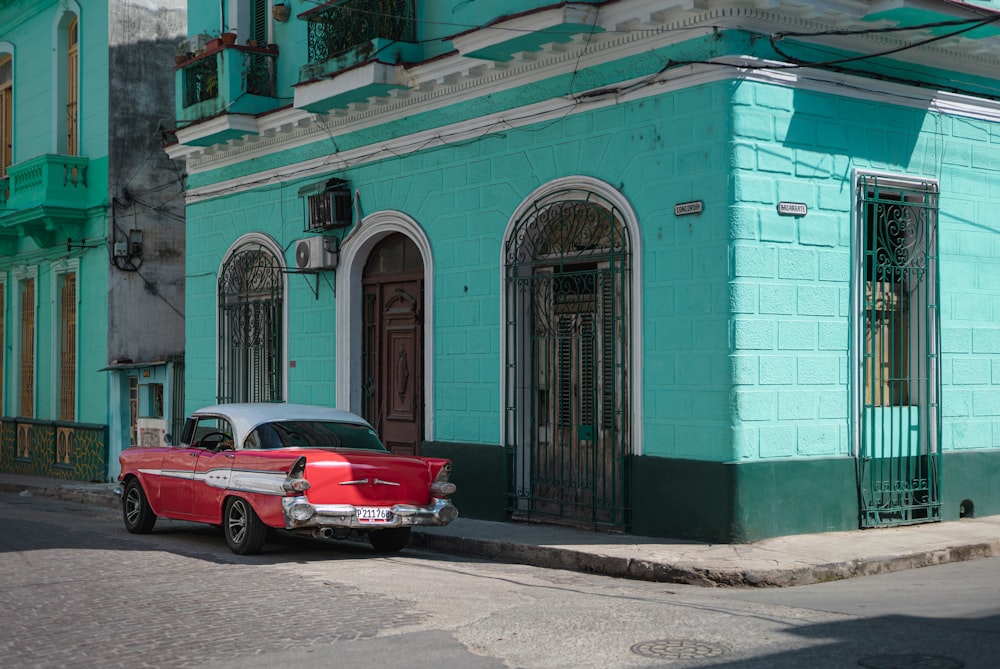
422, 441, 508, 522
630, 455, 859, 543
421, 443, 1000, 543
941, 449, 1000, 521
0, 419, 110, 483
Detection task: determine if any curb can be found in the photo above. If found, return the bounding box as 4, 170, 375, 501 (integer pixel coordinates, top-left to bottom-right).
409, 530, 1000, 588
0, 482, 120, 510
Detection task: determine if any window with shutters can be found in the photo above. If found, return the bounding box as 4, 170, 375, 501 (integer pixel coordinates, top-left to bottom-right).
0, 54, 11, 178
251, 0, 268, 45
58, 272, 77, 421
18, 276, 35, 418
67, 18, 78, 156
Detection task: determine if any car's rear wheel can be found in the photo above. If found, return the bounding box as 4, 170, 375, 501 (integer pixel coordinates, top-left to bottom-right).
368, 527, 411, 553
122, 479, 156, 534
224, 497, 267, 555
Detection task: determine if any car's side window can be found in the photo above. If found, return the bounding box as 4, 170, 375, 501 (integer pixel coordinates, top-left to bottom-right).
245, 424, 282, 449
191, 417, 235, 451
179, 418, 197, 446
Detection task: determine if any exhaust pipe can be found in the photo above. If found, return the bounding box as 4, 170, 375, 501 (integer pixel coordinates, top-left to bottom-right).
312, 528, 335, 539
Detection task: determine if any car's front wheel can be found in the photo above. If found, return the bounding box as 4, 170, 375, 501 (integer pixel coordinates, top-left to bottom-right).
223, 497, 267, 555
122, 479, 156, 534
368, 527, 411, 553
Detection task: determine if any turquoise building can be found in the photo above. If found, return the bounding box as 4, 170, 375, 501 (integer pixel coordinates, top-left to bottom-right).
0, 1, 187, 482
169, 0, 1000, 542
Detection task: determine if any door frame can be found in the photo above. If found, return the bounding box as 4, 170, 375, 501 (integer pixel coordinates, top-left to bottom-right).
501, 177, 644, 458
335, 211, 435, 441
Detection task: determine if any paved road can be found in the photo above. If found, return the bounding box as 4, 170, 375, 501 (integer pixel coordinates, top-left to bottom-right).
1, 491, 998, 668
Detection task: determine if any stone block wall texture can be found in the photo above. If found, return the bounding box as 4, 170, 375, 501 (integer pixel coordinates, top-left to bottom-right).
730, 80, 1000, 459
184, 73, 1000, 464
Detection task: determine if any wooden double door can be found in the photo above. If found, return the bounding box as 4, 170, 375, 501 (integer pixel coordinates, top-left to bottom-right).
361, 234, 424, 455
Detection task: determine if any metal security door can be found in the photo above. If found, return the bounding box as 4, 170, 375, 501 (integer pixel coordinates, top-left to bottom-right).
505, 192, 630, 529
857, 175, 941, 528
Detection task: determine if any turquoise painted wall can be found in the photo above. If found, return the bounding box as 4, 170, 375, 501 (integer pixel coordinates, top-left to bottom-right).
183, 19, 1000, 470
185, 81, 734, 457
729, 79, 1000, 460
0, 1, 110, 427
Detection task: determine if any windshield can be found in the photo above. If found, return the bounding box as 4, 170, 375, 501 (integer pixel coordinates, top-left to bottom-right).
245, 421, 388, 451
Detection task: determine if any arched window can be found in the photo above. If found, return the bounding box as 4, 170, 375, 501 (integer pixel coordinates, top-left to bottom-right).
217, 241, 284, 403
66, 17, 78, 156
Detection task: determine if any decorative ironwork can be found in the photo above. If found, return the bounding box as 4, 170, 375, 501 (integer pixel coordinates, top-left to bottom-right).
218, 244, 284, 404
506, 195, 630, 267
857, 175, 941, 529
305, 0, 416, 63
183, 56, 218, 107
505, 190, 630, 529
244, 51, 276, 97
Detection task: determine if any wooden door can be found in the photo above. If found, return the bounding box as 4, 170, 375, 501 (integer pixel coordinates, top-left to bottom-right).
362, 234, 424, 455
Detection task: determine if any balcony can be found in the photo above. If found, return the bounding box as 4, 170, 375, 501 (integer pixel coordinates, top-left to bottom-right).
0, 154, 92, 246
175, 41, 280, 147
294, 0, 419, 113
449, 3, 604, 62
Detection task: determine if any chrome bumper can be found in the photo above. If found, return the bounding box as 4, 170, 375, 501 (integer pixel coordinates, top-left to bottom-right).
282, 495, 458, 530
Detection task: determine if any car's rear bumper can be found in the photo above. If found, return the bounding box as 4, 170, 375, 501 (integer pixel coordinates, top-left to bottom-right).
281, 495, 458, 530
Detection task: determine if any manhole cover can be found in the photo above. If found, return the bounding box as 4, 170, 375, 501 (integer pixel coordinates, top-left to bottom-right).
858, 654, 964, 669
631, 638, 728, 660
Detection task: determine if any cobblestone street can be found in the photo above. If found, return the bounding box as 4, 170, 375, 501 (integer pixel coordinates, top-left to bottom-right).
0, 493, 418, 668
4, 491, 999, 669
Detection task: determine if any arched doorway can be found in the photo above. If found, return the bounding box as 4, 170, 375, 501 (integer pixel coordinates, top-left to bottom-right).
217, 240, 284, 404
361, 233, 424, 455
505, 187, 631, 529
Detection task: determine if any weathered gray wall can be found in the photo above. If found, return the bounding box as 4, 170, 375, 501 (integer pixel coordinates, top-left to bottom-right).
107, 0, 186, 364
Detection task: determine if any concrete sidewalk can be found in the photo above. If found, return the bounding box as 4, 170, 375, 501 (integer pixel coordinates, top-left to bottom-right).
3, 473, 999, 587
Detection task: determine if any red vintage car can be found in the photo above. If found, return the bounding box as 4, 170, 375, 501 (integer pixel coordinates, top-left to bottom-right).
117, 403, 458, 555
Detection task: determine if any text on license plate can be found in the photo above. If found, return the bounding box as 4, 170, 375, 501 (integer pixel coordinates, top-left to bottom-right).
356, 507, 392, 523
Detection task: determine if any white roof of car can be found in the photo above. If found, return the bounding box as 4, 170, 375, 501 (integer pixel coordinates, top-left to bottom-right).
192, 403, 372, 438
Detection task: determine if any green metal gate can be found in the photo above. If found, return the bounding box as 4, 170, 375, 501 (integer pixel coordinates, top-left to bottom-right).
857, 175, 941, 528
217, 242, 284, 404
504, 190, 630, 528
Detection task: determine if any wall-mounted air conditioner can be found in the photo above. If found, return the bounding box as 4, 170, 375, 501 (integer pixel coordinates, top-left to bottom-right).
295, 236, 338, 270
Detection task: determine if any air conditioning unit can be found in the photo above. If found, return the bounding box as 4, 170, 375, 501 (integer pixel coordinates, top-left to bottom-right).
295, 236, 338, 270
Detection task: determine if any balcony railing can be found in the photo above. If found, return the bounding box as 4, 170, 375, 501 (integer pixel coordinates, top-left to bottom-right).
305, 0, 416, 63
5, 154, 90, 210
183, 55, 218, 107
176, 42, 280, 130
0, 154, 92, 245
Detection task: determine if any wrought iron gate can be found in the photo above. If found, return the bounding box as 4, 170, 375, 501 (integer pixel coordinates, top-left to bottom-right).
857, 175, 941, 528
217, 243, 283, 404
505, 190, 630, 528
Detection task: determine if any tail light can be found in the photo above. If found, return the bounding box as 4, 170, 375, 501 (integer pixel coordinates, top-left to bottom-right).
282, 456, 311, 494
430, 463, 456, 497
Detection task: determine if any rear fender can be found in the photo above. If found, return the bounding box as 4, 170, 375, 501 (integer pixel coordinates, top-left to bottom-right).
223, 492, 286, 528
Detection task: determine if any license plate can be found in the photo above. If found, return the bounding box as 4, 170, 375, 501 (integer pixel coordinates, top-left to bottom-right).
356, 507, 392, 523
